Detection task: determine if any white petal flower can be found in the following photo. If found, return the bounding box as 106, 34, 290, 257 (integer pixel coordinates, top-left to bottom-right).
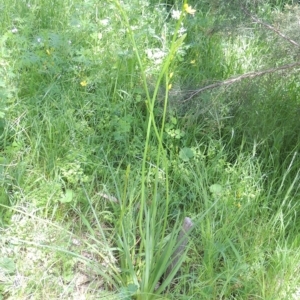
171, 10, 181, 20
178, 26, 187, 37
100, 18, 110, 26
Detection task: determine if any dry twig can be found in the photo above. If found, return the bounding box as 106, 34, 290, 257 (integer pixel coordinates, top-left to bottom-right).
183, 61, 300, 102
184, 6, 300, 102
165, 217, 194, 279
243, 7, 300, 48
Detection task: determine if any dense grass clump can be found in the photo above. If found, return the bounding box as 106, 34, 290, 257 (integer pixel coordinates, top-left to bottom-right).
0, 0, 300, 299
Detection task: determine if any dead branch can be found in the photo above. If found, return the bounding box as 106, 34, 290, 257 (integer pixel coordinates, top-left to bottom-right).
183, 61, 300, 102
243, 7, 300, 48
165, 217, 194, 279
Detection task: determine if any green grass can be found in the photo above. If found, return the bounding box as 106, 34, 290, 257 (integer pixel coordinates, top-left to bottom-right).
1, 0, 300, 299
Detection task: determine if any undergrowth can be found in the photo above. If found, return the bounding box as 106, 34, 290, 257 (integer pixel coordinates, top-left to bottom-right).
0, 0, 300, 299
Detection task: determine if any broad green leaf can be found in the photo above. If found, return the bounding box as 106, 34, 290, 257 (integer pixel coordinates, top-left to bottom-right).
60, 189, 73, 203
0, 257, 16, 275
179, 147, 194, 161
209, 184, 223, 196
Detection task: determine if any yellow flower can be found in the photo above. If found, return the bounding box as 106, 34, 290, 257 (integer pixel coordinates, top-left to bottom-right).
236, 190, 242, 198
168, 84, 172, 90
190, 60, 196, 64
184, 3, 196, 16
80, 80, 87, 87
46, 49, 51, 55
169, 72, 174, 79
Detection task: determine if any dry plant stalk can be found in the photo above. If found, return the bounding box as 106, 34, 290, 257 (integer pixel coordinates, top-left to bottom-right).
183, 7, 300, 102
183, 61, 300, 101
243, 6, 300, 48
165, 217, 194, 279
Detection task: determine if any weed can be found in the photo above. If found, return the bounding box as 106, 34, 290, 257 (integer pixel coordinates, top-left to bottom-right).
0, 0, 300, 299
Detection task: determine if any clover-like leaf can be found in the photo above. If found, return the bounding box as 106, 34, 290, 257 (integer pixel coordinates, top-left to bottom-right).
60, 189, 73, 203
209, 184, 223, 197
0, 257, 16, 275
179, 147, 194, 161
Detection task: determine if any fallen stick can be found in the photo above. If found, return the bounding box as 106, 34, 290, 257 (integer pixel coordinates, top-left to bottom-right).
183, 61, 300, 102
242, 6, 300, 48
165, 217, 194, 279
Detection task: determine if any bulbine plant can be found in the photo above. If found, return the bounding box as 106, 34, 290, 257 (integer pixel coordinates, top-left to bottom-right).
110, 1, 196, 299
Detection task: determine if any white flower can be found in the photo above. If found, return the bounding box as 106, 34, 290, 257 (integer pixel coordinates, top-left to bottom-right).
171, 10, 181, 20
130, 26, 138, 31
11, 28, 18, 33
100, 18, 109, 26
146, 48, 166, 60
178, 26, 187, 37
146, 48, 166, 65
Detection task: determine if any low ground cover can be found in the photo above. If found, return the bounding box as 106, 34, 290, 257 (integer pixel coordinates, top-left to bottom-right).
1, 0, 300, 299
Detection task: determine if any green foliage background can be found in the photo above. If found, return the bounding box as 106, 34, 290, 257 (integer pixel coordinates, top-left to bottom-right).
0, 0, 300, 299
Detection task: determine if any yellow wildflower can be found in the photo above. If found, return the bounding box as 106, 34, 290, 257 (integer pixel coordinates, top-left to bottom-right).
184, 3, 196, 16
169, 72, 174, 79
46, 49, 51, 55
80, 80, 87, 87
190, 60, 196, 64
168, 84, 172, 90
